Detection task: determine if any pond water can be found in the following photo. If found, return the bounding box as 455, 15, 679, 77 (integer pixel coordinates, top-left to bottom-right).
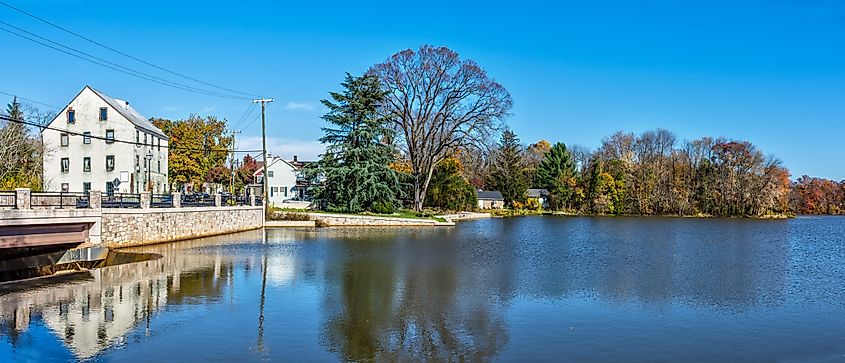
1, 216, 844, 362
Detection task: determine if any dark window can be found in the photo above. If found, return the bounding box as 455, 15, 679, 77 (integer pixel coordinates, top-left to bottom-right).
268, 171, 274, 178
105, 129, 114, 144
83, 131, 91, 144
135, 155, 139, 171
106, 181, 114, 195
158, 160, 161, 173
83, 157, 91, 172
283, 186, 288, 197
136, 130, 139, 144
157, 138, 161, 151
99, 107, 108, 121
61, 158, 69, 173
61, 133, 69, 147
83, 182, 91, 193
106, 155, 115, 171
67, 109, 75, 124
61, 183, 69, 192
143, 133, 148, 146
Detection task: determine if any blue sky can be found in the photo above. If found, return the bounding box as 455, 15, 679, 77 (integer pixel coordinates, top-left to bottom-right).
2, 0, 844, 179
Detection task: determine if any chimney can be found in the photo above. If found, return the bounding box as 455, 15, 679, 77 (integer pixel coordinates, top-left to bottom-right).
293, 155, 298, 162
125, 101, 129, 109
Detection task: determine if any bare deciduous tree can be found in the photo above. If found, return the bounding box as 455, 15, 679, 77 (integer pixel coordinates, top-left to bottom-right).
370, 45, 512, 210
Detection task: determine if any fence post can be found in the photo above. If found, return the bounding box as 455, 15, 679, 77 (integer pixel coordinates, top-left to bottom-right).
89, 190, 102, 209
214, 193, 222, 207
171, 192, 181, 208
249, 195, 257, 207
15, 188, 30, 209
140, 192, 151, 209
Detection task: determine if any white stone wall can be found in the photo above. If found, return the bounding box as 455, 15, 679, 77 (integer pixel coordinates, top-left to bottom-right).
101, 206, 263, 247
304, 212, 454, 227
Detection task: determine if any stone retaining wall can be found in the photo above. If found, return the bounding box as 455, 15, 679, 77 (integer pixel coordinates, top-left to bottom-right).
304, 212, 454, 227
265, 220, 316, 228
101, 206, 264, 247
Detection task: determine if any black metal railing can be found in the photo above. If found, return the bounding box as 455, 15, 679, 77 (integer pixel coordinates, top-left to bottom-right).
102, 193, 141, 208
31, 192, 90, 209
0, 191, 16, 208
181, 194, 215, 207
151, 194, 173, 208
222, 194, 249, 206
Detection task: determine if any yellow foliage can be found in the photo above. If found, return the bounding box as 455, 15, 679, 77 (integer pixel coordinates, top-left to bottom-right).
389, 159, 413, 174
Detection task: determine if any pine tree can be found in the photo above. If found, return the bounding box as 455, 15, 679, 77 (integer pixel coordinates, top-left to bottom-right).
488, 129, 529, 207
313, 73, 402, 213
535, 142, 576, 209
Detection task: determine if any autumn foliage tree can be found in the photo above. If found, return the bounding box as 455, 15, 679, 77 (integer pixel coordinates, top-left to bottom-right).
1, 97, 44, 190
424, 156, 477, 211
790, 176, 844, 215
152, 115, 232, 190
370, 45, 512, 211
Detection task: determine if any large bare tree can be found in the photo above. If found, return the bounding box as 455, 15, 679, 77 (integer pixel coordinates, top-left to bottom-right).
370, 45, 512, 210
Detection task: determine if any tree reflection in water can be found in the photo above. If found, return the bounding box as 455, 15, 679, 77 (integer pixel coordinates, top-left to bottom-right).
315, 228, 509, 362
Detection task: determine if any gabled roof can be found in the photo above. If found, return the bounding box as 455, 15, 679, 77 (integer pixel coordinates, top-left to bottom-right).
253, 156, 297, 176
527, 188, 550, 198
87, 86, 167, 139
477, 190, 504, 200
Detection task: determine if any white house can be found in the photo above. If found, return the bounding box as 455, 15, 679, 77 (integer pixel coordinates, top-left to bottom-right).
42, 86, 169, 194
253, 156, 298, 206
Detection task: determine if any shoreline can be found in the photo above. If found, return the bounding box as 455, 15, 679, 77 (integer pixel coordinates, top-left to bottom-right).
488, 210, 796, 220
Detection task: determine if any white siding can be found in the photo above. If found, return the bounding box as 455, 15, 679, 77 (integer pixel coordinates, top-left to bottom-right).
42, 87, 169, 193
257, 157, 298, 206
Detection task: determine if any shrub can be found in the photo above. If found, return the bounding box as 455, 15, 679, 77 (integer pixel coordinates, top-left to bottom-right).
372, 200, 396, 214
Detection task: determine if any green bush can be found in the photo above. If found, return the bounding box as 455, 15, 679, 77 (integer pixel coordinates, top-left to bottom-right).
372, 200, 396, 214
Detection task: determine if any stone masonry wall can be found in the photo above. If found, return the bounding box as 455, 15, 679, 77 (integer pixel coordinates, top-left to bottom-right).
304, 212, 454, 227
102, 206, 263, 247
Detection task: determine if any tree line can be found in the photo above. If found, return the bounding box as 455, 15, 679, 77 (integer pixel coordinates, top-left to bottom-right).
307, 45, 844, 217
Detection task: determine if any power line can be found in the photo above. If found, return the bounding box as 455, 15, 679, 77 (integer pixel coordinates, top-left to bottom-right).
0, 23, 251, 100
0, 0, 261, 99
0, 90, 60, 110
0, 115, 263, 153
240, 102, 270, 131
230, 102, 257, 130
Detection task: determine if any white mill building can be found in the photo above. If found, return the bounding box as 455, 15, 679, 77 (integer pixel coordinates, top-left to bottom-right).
41, 86, 169, 194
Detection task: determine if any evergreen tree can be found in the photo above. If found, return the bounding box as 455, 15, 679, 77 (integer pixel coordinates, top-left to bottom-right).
535, 142, 576, 209
488, 129, 529, 207
313, 73, 401, 213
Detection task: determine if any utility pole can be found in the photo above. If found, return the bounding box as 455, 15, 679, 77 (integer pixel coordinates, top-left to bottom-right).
229, 130, 241, 196
252, 98, 273, 214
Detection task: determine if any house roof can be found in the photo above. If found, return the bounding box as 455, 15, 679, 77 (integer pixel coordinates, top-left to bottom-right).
477, 190, 504, 200
88, 86, 167, 139
527, 189, 550, 198
253, 156, 296, 176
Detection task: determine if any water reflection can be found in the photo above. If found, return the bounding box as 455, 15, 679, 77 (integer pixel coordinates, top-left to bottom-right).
0, 217, 842, 362
317, 229, 508, 361
0, 231, 257, 361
